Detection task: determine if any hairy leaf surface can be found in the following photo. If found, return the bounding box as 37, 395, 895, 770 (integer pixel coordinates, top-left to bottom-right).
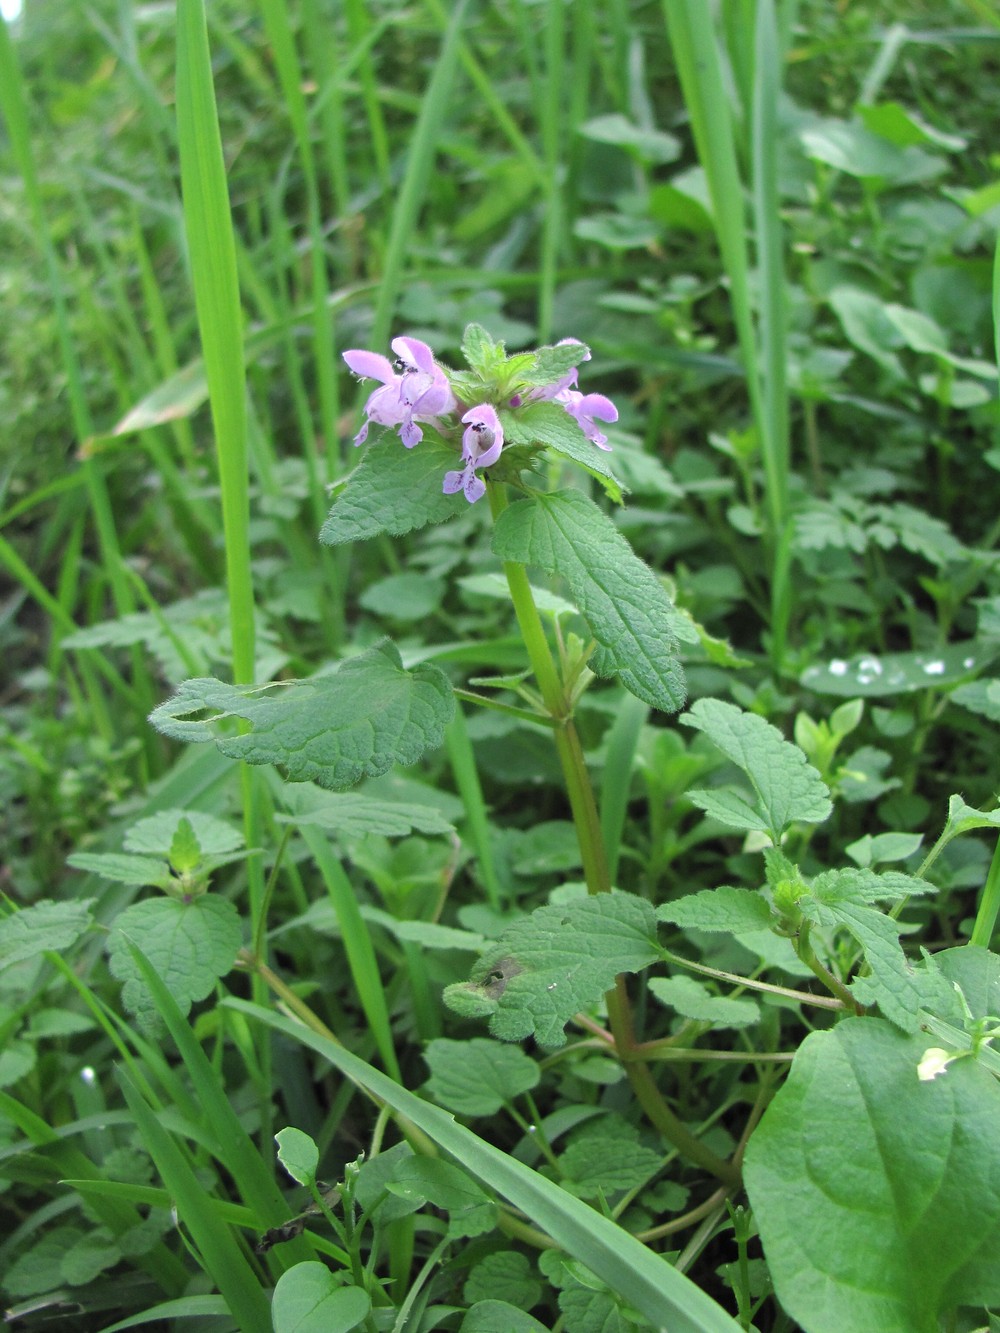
491, 492, 686, 713
149, 640, 454, 790
445, 892, 661, 1047
682, 699, 831, 840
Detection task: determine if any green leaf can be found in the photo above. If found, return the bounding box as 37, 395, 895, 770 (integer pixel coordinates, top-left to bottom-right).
275, 1128, 319, 1187
66, 852, 175, 888
499, 402, 625, 503
62, 1228, 120, 1285
845, 832, 924, 868
657, 886, 774, 934
461, 1301, 549, 1333
359, 571, 444, 621
942, 793, 1000, 839
271, 1264, 370, 1333
0, 899, 95, 968
107, 898, 242, 1032
827, 285, 905, 376
230, 1001, 743, 1332
0, 1040, 37, 1089
279, 784, 455, 838
464, 1252, 542, 1311
386, 1158, 496, 1239
648, 975, 760, 1029
578, 113, 681, 164
801, 642, 993, 697
319, 436, 465, 545
950, 678, 1000, 722
802, 870, 928, 1031
461, 322, 502, 376
149, 640, 455, 790
557, 1115, 662, 1197
491, 492, 686, 713
424, 1037, 540, 1116
125, 809, 243, 858
682, 699, 832, 842
444, 892, 661, 1048
744, 1019, 1000, 1333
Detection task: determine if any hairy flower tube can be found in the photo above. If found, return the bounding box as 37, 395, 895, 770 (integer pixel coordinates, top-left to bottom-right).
442, 404, 504, 504
343, 336, 455, 448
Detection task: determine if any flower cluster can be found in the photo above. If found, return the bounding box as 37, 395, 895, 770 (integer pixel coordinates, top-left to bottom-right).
342, 334, 617, 502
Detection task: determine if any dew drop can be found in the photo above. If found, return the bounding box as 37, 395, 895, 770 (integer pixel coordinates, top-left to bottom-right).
963, 657, 975, 669
923, 661, 945, 676
856, 655, 883, 676
829, 659, 848, 677
81, 1066, 96, 1085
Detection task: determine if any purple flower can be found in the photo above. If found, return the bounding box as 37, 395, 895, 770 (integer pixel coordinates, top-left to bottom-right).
442, 404, 504, 504
520, 338, 617, 450
343, 336, 455, 448
558, 390, 617, 451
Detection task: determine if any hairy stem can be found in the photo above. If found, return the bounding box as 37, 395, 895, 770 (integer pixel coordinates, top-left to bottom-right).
486, 480, 739, 1186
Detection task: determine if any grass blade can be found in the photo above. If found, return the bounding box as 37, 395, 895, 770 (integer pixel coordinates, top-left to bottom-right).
117, 1067, 272, 1332
228, 1000, 743, 1333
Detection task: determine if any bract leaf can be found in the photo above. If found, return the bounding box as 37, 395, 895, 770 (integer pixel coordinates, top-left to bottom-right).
682, 699, 831, 842
107, 897, 241, 1032
499, 402, 625, 503
423, 1037, 540, 1116
444, 892, 661, 1048
491, 492, 686, 713
319, 436, 465, 545
149, 640, 454, 791
744, 1018, 1000, 1333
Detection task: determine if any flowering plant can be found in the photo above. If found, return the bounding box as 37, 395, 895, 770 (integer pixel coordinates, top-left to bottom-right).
342, 326, 619, 503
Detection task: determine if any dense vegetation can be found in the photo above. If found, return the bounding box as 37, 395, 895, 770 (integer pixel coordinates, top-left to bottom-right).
3, 2, 1000, 1330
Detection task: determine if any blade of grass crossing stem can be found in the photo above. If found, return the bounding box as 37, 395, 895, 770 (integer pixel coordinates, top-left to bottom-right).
300, 0, 350, 217
600, 694, 648, 886
117, 1068, 272, 1332
299, 825, 402, 1082
368, 0, 470, 351
663, 3, 763, 441
664, 1, 792, 669
229, 1002, 744, 1333
175, 0, 254, 685
175, 0, 271, 1139
970, 836, 1000, 947
445, 705, 504, 910
346, 0, 390, 191
258, 0, 339, 486
538, 0, 567, 341
122, 941, 314, 1266
752, 0, 792, 665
